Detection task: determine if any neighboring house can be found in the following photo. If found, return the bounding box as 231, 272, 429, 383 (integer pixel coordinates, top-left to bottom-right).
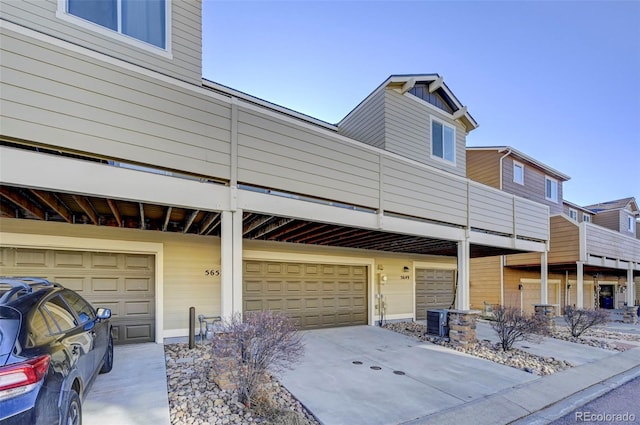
0, 1, 551, 343
467, 147, 639, 315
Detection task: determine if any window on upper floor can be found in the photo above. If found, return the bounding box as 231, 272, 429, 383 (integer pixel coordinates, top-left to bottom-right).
568, 208, 578, 221
431, 118, 455, 164
629, 216, 635, 233
583, 213, 591, 223
513, 161, 524, 185
545, 176, 558, 203
62, 0, 168, 50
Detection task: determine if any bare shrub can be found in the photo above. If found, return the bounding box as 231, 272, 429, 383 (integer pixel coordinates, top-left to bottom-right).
563, 306, 608, 337
491, 305, 549, 351
211, 311, 304, 408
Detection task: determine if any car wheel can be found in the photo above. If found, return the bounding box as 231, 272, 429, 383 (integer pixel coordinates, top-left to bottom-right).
100, 335, 114, 374
62, 389, 81, 425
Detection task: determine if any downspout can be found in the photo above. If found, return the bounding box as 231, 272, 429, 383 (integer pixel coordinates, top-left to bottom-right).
498, 148, 511, 307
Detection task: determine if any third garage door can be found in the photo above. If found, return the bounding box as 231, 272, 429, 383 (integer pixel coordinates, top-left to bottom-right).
243, 261, 367, 329
415, 268, 455, 321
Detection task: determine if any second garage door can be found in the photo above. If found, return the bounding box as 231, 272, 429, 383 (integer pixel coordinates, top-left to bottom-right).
243, 261, 367, 329
415, 268, 455, 321
0, 247, 155, 345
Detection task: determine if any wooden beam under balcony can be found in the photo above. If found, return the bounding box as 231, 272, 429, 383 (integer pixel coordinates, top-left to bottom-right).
107, 199, 122, 227
0, 187, 46, 220
30, 189, 73, 224
72, 195, 98, 225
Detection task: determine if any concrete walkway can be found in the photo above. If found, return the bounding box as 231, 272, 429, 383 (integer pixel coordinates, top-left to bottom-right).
279, 325, 640, 425
84, 343, 171, 425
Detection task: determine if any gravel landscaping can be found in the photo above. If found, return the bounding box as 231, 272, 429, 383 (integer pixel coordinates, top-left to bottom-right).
384, 321, 574, 375
164, 342, 319, 425
550, 325, 640, 351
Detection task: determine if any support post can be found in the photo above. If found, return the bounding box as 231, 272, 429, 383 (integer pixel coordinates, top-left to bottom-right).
576, 262, 584, 308
624, 262, 637, 324
540, 250, 548, 305
456, 238, 470, 310
221, 210, 234, 319
232, 209, 243, 315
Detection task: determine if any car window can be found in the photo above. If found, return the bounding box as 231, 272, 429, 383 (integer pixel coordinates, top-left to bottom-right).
27, 309, 55, 347
41, 295, 78, 333
61, 291, 96, 324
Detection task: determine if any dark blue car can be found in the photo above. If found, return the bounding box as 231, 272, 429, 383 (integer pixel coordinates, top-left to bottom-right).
0, 277, 113, 425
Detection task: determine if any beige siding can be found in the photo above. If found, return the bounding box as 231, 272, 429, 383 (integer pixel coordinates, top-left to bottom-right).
585, 222, 640, 262
621, 210, 636, 236
0, 0, 201, 84
502, 157, 564, 215
503, 269, 565, 315
466, 150, 500, 189
469, 256, 502, 310
591, 210, 619, 231
514, 198, 549, 241
548, 215, 580, 264
0, 217, 221, 334
1, 27, 231, 179
237, 107, 381, 209
468, 182, 514, 234
382, 157, 468, 226
337, 88, 385, 148
383, 90, 466, 177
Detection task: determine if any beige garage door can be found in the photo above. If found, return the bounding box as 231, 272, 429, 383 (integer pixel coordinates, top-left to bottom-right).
415, 268, 455, 321
522, 279, 559, 315
0, 247, 154, 344
243, 261, 367, 330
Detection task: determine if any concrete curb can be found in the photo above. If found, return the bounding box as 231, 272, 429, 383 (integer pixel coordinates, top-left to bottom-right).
401, 347, 640, 425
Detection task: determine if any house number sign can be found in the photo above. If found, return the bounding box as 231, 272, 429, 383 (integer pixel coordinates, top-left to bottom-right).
205, 269, 221, 277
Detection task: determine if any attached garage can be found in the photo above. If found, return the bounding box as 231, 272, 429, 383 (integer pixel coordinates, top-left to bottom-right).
521, 279, 560, 314
415, 268, 456, 321
243, 260, 367, 329
0, 247, 155, 344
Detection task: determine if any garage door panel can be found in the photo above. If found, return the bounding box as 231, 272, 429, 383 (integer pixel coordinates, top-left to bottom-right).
0, 247, 154, 345
243, 261, 367, 330
415, 268, 455, 321
92, 253, 118, 268
54, 251, 84, 267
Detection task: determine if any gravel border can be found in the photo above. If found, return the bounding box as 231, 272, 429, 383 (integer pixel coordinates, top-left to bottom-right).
164, 342, 319, 425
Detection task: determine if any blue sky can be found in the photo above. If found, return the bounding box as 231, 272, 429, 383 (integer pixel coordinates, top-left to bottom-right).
202, 1, 640, 207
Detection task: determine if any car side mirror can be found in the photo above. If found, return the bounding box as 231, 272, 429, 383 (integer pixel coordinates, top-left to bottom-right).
96, 308, 112, 320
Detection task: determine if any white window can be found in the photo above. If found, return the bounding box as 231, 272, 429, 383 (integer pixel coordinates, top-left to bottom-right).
545, 176, 558, 203
583, 214, 591, 223
629, 216, 635, 233
568, 208, 578, 220
60, 0, 169, 51
431, 118, 455, 164
513, 161, 524, 185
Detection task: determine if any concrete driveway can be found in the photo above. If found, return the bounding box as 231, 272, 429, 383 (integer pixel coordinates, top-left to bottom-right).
279, 326, 537, 425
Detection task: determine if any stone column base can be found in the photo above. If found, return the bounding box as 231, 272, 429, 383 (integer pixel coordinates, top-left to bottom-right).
623, 306, 638, 325
534, 304, 556, 332
447, 310, 480, 345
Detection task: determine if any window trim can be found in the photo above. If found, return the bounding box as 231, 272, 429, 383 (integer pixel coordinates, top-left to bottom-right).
545, 176, 558, 203
568, 208, 578, 221
56, 0, 172, 59
628, 216, 635, 233
430, 116, 456, 165
583, 213, 591, 223
513, 161, 524, 185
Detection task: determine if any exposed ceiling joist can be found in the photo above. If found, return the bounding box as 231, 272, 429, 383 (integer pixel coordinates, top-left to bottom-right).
199, 212, 220, 235
267, 221, 308, 240
72, 195, 98, 225
163, 206, 173, 231
139, 203, 145, 230
252, 218, 294, 239
107, 198, 122, 227
305, 227, 364, 245
30, 189, 73, 224
281, 224, 327, 242
0, 187, 46, 220
183, 210, 199, 233
243, 215, 274, 236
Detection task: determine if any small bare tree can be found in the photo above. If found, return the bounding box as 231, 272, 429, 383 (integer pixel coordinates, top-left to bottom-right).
211, 311, 304, 407
491, 306, 549, 351
563, 306, 608, 337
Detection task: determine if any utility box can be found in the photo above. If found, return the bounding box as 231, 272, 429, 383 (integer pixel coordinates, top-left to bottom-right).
426, 309, 449, 337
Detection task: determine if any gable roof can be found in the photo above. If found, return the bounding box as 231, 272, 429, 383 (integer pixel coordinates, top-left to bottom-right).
339, 74, 478, 132
466, 146, 571, 181
584, 197, 639, 214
